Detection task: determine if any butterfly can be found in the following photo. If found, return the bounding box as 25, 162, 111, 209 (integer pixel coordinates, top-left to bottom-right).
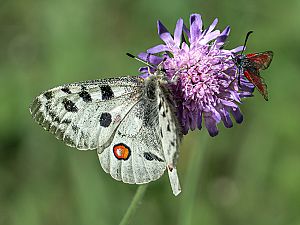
233, 31, 274, 101
30, 69, 182, 196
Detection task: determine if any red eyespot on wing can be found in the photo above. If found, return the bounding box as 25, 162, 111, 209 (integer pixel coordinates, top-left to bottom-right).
113, 143, 131, 160
246, 51, 273, 70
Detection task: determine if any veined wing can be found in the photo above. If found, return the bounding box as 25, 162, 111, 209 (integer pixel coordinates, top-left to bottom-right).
244, 69, 268, 101
246, 51, 273, 70
30, 76, 144, 150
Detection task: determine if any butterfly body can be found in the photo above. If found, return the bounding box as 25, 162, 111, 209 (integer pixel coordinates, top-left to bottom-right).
234, 51, 273, 101
30, 73, 182, 195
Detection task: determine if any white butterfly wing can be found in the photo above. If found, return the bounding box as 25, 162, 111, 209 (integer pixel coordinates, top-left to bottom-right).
99, 99, 166, 184
30, 75, 182, 196
30, 77, 143, 150
156, 82, 182, 196
98, 76, 182, 195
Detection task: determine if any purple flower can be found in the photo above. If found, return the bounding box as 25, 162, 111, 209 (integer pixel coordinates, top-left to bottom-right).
139, 14, 254, 136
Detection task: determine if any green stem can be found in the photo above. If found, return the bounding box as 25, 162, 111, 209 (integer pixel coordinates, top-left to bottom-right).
119, 184, 148, 225
179, 133, 209, 225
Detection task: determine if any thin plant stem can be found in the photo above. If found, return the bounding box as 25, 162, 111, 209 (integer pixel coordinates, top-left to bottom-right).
178, 133, 209, 225
119, 184, 148, 225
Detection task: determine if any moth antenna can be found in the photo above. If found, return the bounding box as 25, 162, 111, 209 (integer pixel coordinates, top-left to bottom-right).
126, 52, 156, 70
241, 31, 254, 55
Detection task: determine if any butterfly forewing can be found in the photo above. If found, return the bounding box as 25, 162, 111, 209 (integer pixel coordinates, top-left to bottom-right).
246, 51, 273, 70
30, 77, 143, 150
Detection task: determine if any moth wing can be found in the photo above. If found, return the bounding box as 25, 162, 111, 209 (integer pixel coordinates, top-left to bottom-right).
246, 51, 273, 70
30, 76, 143, 150
244, 69, 268, 101
98, 99, 167, 185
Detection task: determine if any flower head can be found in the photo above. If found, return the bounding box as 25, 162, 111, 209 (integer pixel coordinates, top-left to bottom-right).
139, 14, 254, 136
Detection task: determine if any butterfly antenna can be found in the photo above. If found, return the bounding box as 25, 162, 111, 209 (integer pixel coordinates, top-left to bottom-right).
126, 53, 156, 70
241, 31, 254, 55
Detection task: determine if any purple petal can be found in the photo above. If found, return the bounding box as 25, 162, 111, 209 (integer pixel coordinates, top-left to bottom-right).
139, 72, 150, 79
190, 14, 202, 43
204, 115, 219, 137
138, 52, 163, 65
189, 114, 197, 130
199, 30, 220, 44
197, 110, 202, 129
174, 18, 183, 47
204, 18, 218, 35
183, 23, 190, 39
220, 109, 233, 128
147, 44, 169, 54
231, 46, 245, 53
157, 20, 175, 47
220, 99, 238, 108
139, 66, 156, 75
231, 108, 243, 123
215, 26, 230, 46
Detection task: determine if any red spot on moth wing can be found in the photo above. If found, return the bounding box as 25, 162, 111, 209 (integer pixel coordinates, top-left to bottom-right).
244, 70, 268, 101
246, 51, 273, 70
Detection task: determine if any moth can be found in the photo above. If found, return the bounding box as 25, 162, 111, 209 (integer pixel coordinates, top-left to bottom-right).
233, 31, 274, 101
30, 69, 182, 196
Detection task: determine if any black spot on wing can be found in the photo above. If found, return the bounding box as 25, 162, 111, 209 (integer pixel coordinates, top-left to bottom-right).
49, 111, 59, 122
79, 91, 92, 102
143, 152, 164, 162
44, 91, 53, 100
99, 112, 112, 127
45, 102, 51, 112
100, 85, 114, 100
158, 101, 162, 110
61, 87, 71, 94
167, 124, 171, 132
171, 141, 175, 146
62, 99, 78, 112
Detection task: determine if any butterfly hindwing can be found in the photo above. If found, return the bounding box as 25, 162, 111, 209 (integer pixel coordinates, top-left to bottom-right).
98, 99, 166, 184
98, 75, 182, 195
30, 77, 143, 150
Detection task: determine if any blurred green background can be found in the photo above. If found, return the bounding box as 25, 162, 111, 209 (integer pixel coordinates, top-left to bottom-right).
1, 0, 299, 225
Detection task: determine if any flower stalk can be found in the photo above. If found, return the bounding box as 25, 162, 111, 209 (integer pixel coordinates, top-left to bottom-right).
119, 185, 148, 225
